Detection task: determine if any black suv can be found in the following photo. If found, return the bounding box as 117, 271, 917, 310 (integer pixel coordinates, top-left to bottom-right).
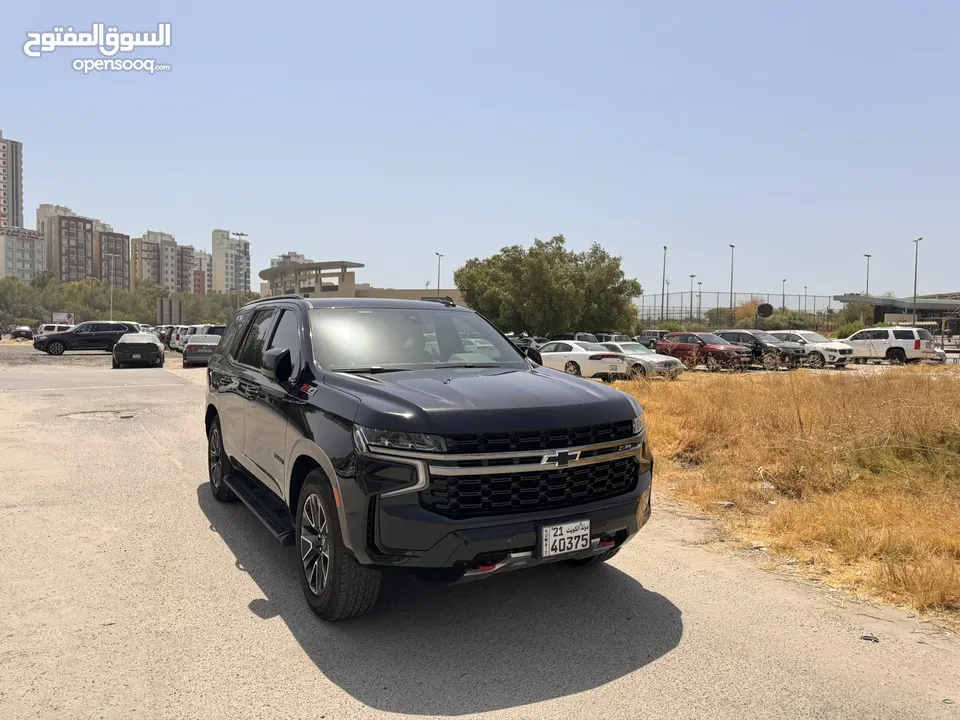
33, 320, 139, 355
714, 329, 804, 369
205, 296, 653, 621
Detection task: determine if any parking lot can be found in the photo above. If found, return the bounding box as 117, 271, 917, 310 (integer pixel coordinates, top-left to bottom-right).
1, 342, 958, 720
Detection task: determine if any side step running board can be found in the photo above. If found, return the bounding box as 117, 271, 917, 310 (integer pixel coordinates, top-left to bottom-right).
223, 472, 295, 546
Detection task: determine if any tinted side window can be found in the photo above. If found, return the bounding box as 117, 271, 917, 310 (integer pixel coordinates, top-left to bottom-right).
555, 343, 573, 352
266, 309, 302, 372
869, 330, 890, 340
538, 342, 559, 353
219, 312, 249, 357
893, 330, 914, 340
236, 309, 277, 367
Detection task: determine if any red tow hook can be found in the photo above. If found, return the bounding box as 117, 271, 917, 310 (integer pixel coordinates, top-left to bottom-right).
598, 539, 616, 548
475, 561, 498, 572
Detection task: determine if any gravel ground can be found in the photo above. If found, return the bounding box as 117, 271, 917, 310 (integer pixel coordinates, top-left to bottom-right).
1, 344, 958, 720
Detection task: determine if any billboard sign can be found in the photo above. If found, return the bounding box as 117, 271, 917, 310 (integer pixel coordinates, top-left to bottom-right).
52, 312, 75, 324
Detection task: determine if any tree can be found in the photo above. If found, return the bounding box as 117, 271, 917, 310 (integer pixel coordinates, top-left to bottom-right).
455, 235, 642, 335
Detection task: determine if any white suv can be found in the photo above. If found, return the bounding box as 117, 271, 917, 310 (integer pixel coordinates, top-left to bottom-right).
841, 326, 937, 364
768, 331, 853, 369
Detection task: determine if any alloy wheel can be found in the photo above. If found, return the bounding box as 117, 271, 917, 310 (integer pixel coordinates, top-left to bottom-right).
300, 494, 330, 596
564, 362, 581, 376
209, 427, 223, 488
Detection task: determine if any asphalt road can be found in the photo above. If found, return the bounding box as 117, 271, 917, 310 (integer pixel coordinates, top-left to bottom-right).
0, 344, 957, 720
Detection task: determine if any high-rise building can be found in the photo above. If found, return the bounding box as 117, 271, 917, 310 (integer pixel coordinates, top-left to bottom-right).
93, 230, 131, 289
1, 227, 45, 282
271, 251, 312, 267
195, 249, 213, 295
212, 228, 250, 294
131, 232, 199, 293
131, 235, 160, 288
49, 214, 96, 282
0, 131, 24, 229
177, 245, 197, 293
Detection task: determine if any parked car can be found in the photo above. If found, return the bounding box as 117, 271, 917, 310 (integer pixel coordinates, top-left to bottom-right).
767, 330, 853, 369
715, 329, 804, 370
655, 332, 750, 371
36, 323, 74, 337
204, 296, 653, 621
934, 348, 947, 364
11, 326, 34, 340
33, 321, 139, 355
537, 340, 628, 380
170, 325, 196, 351
594, 332, 633, 343
600, 341, 684, 379
841, 326, 937, 364
112, 332, 165, 368
635, 330, 671, 348
182, 334, 221, 367
552, 332, 600, 343
514, 336, 550, 350
195, 324, 227, 337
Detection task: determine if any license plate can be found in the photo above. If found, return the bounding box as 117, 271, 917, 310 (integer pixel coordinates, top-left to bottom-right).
132, 354, 141, 359
541, 520, 591, 558
201, 347, 212, 353
609, 364, 619, 372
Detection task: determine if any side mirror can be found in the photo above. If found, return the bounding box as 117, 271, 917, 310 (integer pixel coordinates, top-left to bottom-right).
262, 347, 293, 383
524, 347, 543, 366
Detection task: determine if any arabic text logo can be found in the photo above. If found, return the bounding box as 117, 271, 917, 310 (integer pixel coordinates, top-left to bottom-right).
23, 23, 172, 58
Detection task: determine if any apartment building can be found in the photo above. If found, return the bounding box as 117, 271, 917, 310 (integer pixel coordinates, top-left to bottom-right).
1, 227, 44, 282
130, 231, 199, 293
212, 228, 250, 294
131, 235, 160, 288
271, 251, 312, 267
195, 249, 213, 294
48, 215, 96, 282
94, 230, 131, 289
0, 131, 24, 229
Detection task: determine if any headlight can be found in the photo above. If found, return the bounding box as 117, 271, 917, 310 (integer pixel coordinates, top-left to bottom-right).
632, 411, 646, 436
355, 426, 446, 453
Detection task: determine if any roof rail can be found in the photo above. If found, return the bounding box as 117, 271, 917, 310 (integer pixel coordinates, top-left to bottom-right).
419, 296, 457, 307
243, 294, 303, 307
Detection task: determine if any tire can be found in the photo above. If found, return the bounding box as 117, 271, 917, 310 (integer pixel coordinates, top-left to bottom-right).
705, 355, 721, 372
630, 363, 646, 380
808, 352, 826, 369
157, 356, 164, 368
47, 341, 65, 356
112, 358, 120, 369
564, 361, 581, 377
207, 416, 235, 502
296, 472, 382, 621
183, 360, 191, 368
566, 547, 622, 566
762, 352, 779, 371
887, 348, 906, 365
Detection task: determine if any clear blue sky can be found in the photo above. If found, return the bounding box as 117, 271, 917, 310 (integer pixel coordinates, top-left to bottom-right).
2, 1, 957, 298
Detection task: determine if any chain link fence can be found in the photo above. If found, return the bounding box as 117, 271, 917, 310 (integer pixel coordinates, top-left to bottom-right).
638, 291, 850, 331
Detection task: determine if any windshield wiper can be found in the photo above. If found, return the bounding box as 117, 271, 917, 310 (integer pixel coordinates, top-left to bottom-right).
332, 367, 412, 374
434, 363, 503, 369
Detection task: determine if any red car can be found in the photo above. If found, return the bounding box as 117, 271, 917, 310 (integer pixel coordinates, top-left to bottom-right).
655, 332, 750, 371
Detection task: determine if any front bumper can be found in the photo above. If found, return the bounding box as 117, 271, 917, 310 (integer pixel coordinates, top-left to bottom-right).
336, 439, 654, 581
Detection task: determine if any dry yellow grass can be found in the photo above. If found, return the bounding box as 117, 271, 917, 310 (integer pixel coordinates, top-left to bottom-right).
622, 365, 960, 617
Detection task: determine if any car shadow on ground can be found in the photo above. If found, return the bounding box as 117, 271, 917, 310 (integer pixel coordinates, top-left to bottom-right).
197, 484, 683, 716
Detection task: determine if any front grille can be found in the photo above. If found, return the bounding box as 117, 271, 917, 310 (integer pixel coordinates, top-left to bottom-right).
445, 420, 634, 454
839, 348, 853, 355
422, 456, 639, 518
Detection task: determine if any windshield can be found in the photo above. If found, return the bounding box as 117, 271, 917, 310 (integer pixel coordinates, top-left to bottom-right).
800, 332, 829, 343
753, 331, 781, 342
118, 333, 157, 344
309, 307, 526, 370
696, 333, 729, 345
205, 326, 226, 337
618, 342, 652, 355
917, 329, 933, 340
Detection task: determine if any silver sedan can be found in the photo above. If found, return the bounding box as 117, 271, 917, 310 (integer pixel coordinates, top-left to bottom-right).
601, 342, 684, 380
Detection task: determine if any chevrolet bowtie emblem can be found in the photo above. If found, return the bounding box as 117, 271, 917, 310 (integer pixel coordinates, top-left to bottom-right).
541, 450, 580, 467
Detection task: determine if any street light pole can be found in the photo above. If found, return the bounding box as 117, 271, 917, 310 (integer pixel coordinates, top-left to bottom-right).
804, 285, 808, 315
435, 252, 443, 297
912, 238, 922, 324
697, 281, 702, 319
782, 279, 786, 309
660, 246, 667, 322
109, 256, 114, 321
863, 254, 872, 296
728, 244, 735, 325
689, 274, 696, 321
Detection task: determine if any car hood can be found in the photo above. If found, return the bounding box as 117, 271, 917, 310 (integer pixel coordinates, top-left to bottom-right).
325, 365, 639, 436
706, 344, 748, 352
811, 341, 852, 351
